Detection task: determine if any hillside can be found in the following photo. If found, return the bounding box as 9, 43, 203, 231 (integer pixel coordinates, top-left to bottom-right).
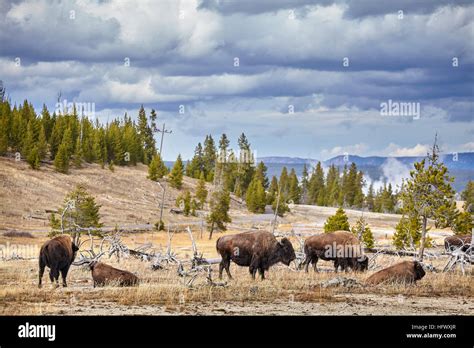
0, 157, 244, 233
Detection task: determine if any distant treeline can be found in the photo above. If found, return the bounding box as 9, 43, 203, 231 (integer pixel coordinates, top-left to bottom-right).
0, 99, 158, 173
182, 133, 399, 214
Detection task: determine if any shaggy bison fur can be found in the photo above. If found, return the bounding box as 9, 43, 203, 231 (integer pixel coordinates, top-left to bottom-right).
216, 230, 296, 280
39, 235, 79, 288
90, 261, 139, 287
366, 260, 425, 285
303, 231, 368, 273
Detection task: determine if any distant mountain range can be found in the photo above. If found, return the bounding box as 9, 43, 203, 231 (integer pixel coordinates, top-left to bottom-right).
259, 152, 474, 193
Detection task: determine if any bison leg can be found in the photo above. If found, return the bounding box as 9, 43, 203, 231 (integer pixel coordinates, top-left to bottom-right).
49, 268, 60, 287
258, 268, 265, 280
303, 255, 311, 273
60, 265, 70, 287
312, 257, 319, 272
219, 256, 232, 280
218, 260, 225, 279
249, 266, 258, 280
334, 259, 339, 273
38, 258, 45, 288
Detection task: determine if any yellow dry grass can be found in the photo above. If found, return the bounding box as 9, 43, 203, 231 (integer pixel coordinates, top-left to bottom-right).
0, 231, 472, 316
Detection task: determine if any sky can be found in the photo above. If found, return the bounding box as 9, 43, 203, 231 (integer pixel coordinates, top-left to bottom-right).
0, 0, 473, 161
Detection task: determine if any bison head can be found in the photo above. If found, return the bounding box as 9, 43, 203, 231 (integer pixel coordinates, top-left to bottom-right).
355, 255, 369, 271
278, 238, 296, 266
413, 261, 426, 281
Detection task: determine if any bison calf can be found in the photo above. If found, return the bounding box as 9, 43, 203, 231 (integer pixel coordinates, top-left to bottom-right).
216, 230, 296, 280
366, 260, 425, 286
90, 261, 139, 287
39, 235, 79, 288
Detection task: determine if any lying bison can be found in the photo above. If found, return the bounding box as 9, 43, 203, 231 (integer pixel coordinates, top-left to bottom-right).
216, 230, 296, 280
366, 260, 425, 285
90, 261, 139, 287
39, 235, 79, 288
444, 235, 471, 252
303, 231, 368, 273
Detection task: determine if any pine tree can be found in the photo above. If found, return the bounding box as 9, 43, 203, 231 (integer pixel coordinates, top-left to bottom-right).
279, 166, 289, 200
54, 142, 70, 174
26, 145, 40, 170
400, 135, 456, 260
137, 105, 155, 164
461, 180, 474, 213
246, 176, 266, 213
181, 191, 192, 216
73, 136, 83, 168
62, 127, 74, 157
37, 124, 48, 160
169, 154, 184, 189
308, 162, 325, 205
148, 153, 167, 181
207, 189, 231, 239
393, 215, 422, 250
188, 143, 204, 178
453, 211, 473, 235
301, 163, 309, 204
287, 168, 300, 204
366, 183, 375, 211
324, 207, 350, 233
236, 132, 254, 195
351, 216, 375, 248
255, 161, 269, 189
50, 184, 103, 238
203, 135, 216, 182
195, 172, 208, 208
272, 190, 289, 217
325, 164, 340, 206
22, 120, 36, 159
267, 176, 278, 205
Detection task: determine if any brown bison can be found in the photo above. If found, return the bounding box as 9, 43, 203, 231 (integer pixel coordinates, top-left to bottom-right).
39, 235, 79, 288
444, 235, 471, 252
216, 230, 296, 280
303, 231, 368, 273
366, 260, 425, 285
90, 261, 139, 287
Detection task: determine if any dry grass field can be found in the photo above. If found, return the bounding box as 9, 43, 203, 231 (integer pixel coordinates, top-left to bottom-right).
0, 230, 473, 316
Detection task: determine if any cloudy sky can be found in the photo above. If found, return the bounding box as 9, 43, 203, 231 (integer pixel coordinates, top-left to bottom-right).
0, 0, 473, 160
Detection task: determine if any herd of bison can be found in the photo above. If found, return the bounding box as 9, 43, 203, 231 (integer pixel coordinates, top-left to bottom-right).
38, 230, 471, 289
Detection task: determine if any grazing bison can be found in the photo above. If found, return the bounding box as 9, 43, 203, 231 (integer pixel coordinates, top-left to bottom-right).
303, 231, 368, 273
216, 231, 296, 280
366, 260, 425, 285
444, 235, 471, 252
90, 261, 139, 287
39, 235, 79, 288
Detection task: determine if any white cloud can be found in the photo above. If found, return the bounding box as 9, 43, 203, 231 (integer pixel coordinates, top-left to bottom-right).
385, 143, 430, 157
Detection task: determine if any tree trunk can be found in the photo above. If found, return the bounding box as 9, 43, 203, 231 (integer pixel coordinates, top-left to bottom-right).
418, 216, 428, 261
209, 222, 214, 240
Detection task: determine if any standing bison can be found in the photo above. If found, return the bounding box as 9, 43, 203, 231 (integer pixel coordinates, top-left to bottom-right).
444, 235, 471, 252
366, 260, 425, 285
39, 235, 79, 288
89, 261, 139, 287
216, 231, 296, 280
302, 231, 368, 273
